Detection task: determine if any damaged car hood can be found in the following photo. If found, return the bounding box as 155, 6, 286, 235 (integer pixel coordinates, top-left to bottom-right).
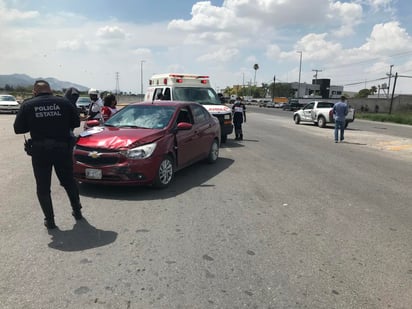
77, 126, 166, 150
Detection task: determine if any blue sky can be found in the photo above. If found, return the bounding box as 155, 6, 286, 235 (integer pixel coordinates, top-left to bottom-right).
1, 0, 411, 95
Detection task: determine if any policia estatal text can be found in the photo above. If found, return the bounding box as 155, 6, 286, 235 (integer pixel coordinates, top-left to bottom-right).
14, 80, 83, 229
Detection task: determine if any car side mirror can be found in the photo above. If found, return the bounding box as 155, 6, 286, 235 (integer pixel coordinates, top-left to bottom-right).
177, 122, 192, 130
85, 119, 100, 128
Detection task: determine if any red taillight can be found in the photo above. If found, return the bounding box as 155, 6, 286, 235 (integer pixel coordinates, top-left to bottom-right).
163, 78, 168, 85
200, 80, 207, 84
176, 78, 183, 83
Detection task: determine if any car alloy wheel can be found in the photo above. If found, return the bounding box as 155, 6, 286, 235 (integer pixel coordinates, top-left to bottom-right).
207, 139, 219, 163
318, 116, 326, 128
154, 155, 174, 188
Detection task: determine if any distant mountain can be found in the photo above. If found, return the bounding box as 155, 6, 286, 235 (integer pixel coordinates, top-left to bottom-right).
0, 74, 89, 92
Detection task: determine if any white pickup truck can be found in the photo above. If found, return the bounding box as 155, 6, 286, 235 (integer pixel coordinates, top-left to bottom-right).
293, 101, 355, 128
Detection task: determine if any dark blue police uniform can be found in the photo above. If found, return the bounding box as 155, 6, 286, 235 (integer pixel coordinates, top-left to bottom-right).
14, 90, 82, 229
232, 100, 246, 140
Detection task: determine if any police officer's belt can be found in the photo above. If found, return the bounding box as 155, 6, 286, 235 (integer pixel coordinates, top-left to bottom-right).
32, 138, 69, 147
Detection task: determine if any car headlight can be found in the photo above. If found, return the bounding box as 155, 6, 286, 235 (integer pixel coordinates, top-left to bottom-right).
122, 142, 157, 159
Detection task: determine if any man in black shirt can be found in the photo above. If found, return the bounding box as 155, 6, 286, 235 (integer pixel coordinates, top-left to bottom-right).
14, 80, 83, 229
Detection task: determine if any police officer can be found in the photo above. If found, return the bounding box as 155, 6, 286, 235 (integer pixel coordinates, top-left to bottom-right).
14, 80, 83, 229
232, 97, 246, 140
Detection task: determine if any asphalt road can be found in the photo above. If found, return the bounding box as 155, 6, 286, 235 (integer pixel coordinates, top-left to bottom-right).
0, 111, 411, 309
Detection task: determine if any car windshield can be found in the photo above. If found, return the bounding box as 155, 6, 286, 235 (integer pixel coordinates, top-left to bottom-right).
172, 87, 221, 105
76, 97, 90, 104
105, 105, 176, 129
0, 95, 16, 101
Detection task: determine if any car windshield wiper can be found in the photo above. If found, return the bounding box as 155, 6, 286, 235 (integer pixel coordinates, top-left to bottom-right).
117, 125, 148, 129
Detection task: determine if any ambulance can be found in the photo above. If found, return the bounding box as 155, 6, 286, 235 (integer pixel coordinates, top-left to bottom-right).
145, 73, 233, 143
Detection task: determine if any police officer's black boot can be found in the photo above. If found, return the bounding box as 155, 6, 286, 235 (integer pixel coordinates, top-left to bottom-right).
70, 198, 83, 220
65, 185, 83, 220
240, 133, 243, 140
38, 194, 57, 229
72, 207, 83, 221
235, 128, 240, 140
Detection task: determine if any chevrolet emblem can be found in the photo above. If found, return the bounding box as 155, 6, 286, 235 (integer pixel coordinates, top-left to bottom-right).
88, 151, 102, 159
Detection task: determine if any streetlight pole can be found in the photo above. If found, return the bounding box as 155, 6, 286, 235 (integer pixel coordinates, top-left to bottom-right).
297, 51, 302, 98
387, 64, 394, 98
140, 60, 146, 95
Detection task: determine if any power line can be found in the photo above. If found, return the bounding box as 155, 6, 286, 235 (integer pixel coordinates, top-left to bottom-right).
343, 76, 388, 87
322, 49, 412, 71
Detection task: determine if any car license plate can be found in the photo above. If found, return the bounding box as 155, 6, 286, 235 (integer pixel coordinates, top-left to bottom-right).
85, 168, 102, 179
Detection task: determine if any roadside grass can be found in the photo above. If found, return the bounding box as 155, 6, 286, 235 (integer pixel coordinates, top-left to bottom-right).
356, 112, 412, 125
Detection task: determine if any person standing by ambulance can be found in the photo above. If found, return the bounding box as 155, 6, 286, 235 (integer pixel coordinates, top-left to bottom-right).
13, 80, 83, 229
232, 97, 246, 140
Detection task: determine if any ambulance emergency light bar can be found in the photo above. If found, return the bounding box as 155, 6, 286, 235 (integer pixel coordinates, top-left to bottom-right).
149, 74, 210, 86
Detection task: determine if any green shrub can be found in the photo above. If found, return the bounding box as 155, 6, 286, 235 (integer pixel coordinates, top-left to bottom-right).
356, 112, 412, 125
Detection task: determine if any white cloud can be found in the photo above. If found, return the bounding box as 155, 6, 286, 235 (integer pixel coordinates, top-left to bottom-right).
328, 1, 363, 37
169, 1, 237, 31
0, 2, 38, 22
96, 25, 127, 40
265, 44, 281, 60
197, 48, 239, 62
359, 21, 411, 52
365, 0, 393, 11
56, 39, 84, 51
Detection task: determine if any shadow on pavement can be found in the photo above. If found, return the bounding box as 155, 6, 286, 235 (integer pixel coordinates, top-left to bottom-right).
78, 157, 235, 201
47, 218, 117, 252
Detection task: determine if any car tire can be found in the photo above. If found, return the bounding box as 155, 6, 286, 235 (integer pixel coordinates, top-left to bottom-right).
318, 116, 326, 128
221, 134, 227, 143
206, 139, 219, 164
294, 115, 300, 124
153, 155, 174, 188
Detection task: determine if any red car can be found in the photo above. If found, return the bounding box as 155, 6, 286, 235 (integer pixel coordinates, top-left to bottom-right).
73, 101, 220, 187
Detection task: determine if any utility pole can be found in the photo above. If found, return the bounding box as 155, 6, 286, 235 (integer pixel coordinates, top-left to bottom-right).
115, 72, 120, 95
312, 69, 322, 96
389, 72, 398, 115
312, 69, 322, 83
387, 64, 394, 98
140, 60, 146, 96
297, 51, 302, 98
242, 72, 245, 90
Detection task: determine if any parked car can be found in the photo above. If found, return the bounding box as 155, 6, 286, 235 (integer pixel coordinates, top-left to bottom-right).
0, 94, 20, 113
293, 101, 355, 128
282, 100, 302, 111
75, 96, 91, 115
73, 101, 221, 188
